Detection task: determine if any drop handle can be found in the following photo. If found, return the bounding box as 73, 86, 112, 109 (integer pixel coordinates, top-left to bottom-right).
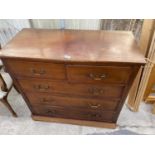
30, 68, 46, 76
89, 103, 101, 109
46, 110, 56, 115
89, 73, 106, 80
33, 84, 50, 91
41, 98, 56, 104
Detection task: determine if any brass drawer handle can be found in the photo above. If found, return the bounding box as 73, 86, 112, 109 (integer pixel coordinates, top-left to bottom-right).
46, 109, 56, 115
89, 103, 101, 109
89, 73, 106, 80
33, 84, 50, 91
30, 68, 46, 76
41, 98, 56, 104
88, 88, 104, 96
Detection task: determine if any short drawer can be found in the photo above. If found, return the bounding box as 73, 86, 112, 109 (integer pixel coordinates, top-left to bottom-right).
18, 78, 124, 99
32, 105, 115, 122
26, 93, 120, 111
5, 60, 66, 79
67, 65, 132, 84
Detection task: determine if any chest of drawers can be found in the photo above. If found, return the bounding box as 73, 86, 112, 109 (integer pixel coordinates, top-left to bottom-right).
0, 29, 145, 128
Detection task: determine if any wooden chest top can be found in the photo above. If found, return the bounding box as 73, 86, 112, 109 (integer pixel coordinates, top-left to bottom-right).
0, 29, 145, 64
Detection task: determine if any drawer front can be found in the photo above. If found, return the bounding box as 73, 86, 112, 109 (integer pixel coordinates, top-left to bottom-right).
26, 93, 119, 111
67, 65, 132, 84
18, 79, 124, 99
6, 60, 66, 79
32, 105, 114, 122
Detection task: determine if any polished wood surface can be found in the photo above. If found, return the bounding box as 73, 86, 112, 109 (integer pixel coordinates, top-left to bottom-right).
32, 115, 117, 129
0, 29, 145, 64
0, 29, 145, 128
32, 105, 114, 122
26, 92, 120, 111
67, 65, 132, 84
18, 78, 124, 99
5, 60, 66, 79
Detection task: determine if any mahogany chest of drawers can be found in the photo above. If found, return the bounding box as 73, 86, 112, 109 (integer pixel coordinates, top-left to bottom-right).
0, 29, 145, 128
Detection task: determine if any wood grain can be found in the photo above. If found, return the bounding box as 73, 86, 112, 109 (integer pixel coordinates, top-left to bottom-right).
0, 29, 145, 128
139, 20, 155, 56
67, 65, 132, 84
0, 29, 145, 64
18, 78, 124, 99
144, 65, 155, 100
5, 59, 66, 79
127, 19, 155, 111
32, 105, 115, 122
32, 115, 117, 129
26, 92, 120, 111
133, 31, 155, 111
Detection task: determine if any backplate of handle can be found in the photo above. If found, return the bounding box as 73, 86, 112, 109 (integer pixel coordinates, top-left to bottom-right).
89, 73, 106, 80
89, 88, 105, 95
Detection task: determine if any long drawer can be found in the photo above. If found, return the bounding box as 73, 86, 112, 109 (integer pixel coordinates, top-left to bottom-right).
5, 60, 66, 80
18, 78, 124, 99
67, 65, 132, 84
26, 93, 120, 111
32, 105, 115, 122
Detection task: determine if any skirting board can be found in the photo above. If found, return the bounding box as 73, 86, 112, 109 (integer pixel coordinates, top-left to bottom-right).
32, 115, 117, 129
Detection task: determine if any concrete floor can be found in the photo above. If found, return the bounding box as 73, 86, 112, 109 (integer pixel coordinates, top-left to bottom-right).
0, 88, 155, 135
